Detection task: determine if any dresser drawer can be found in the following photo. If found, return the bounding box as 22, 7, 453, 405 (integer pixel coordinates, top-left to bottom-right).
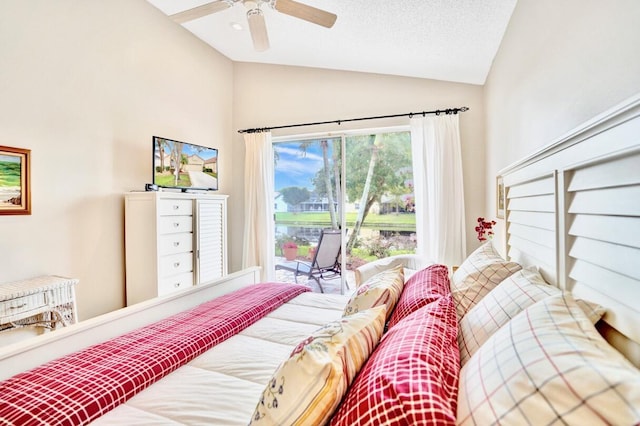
159, 252, 193, 277
0, 293, 48, 323
158, 272, 193, 296
158, 233, 193, 256
158, 216, 193, 234
158, 199, 193, 216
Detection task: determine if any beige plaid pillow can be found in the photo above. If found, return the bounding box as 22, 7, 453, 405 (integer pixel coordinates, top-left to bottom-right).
457, 267, 559, 365
457, 293, 640, 425
458, 267, 605, 366
451, 242, 521, 319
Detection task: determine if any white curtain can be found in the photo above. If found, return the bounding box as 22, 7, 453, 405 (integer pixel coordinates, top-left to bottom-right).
243, 131, 275, 281
410, 114, 466, 266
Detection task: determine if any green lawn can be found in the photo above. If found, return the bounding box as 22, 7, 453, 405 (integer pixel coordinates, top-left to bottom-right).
0, 161, 21, 187
275, 211, 415, 229
155, 173, 192, 187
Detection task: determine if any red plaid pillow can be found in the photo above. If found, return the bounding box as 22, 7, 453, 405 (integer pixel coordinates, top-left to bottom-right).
387, 264, 450, 329
330, 296, 460, 426
0, 283, 309, 426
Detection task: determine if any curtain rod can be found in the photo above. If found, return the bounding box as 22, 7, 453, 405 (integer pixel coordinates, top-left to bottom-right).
237, 106, 469, 134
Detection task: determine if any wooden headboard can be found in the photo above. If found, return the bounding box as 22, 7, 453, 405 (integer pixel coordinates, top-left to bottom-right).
500, 94, 640, 368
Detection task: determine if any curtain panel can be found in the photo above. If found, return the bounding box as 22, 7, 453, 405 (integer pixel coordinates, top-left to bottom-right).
410, 114, 466, 266
243, 132, 275, 281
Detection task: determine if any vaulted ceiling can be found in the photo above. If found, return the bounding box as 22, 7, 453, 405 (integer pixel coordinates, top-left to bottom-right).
147, 0, 517, 85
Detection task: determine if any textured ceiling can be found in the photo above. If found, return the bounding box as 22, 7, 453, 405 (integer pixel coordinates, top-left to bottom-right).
146, 0, 517, 85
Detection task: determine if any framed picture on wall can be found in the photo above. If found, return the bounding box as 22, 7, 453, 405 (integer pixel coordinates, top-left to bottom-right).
496, 175, 505, 219
0, 146, 31, 215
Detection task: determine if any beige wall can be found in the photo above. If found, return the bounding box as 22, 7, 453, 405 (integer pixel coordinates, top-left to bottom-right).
0, 0, 234, 320
485, 0, 640, 245
230, 63, 486, 271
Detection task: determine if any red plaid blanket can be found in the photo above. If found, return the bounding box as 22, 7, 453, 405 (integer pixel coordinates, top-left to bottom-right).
0, 283, 308, 426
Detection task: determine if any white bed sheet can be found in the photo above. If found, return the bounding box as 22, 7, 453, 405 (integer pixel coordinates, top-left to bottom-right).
92, 291, 350, 425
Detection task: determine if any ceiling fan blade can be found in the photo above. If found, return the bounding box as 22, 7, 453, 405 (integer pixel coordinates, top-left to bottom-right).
169, 1, 232, 24
247, 8, 270, 52
274, 0, 337, 28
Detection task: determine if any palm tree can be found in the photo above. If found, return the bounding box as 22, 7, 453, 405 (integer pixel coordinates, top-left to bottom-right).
320, 139, 338, 228
156, 138, 168, 172
171, 142, 184, 185
299, 139, 339, 229
347, 134, 380, 251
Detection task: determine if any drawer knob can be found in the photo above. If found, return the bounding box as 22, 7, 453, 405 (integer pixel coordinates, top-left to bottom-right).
174, 262, 181, 268
173, 241, 180, 247
10, 303, 27, 309
174, 282, 180, 288
173, 205, 179, 210
173, 222, 180, 228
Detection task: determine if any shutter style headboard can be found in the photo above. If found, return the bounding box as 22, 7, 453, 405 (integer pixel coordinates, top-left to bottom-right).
500, 94, 640, 367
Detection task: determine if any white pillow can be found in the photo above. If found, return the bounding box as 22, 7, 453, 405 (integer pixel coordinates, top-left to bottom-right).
451, 242, 521, 319
457, 267, 560, 365
457, 293, 640, 425
458, 267, 605, 366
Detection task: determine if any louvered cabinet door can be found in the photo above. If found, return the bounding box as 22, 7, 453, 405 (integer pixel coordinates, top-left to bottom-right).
195, 198, 228, 285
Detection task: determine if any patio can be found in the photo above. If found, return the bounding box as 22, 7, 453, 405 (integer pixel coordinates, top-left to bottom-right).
274, 256, 354, 295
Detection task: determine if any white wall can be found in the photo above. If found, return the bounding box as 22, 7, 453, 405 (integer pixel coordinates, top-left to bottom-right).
485, 0, 640, 247
0, 0, 234, 320
230, 63, 486, 270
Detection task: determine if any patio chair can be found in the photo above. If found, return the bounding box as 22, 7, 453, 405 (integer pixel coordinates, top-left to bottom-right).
275, 229, 343, 293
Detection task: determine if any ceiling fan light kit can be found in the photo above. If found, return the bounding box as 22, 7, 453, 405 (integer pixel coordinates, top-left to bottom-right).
169, 0, 336, 52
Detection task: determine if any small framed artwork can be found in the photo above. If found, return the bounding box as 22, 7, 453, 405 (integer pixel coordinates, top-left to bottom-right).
496, 175, 505, 219
0, 146, 31, 215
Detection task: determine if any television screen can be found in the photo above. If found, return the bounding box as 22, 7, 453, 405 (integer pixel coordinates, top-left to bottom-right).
153, 136, 218, 191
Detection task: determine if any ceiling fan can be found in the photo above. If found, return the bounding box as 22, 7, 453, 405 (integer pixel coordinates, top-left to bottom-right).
169, 0, 337, 52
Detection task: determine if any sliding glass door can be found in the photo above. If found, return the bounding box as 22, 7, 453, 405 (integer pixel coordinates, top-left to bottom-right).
273, 128, 415, 293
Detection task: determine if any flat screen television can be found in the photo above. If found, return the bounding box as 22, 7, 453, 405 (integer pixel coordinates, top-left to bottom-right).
153, 136, 218, 192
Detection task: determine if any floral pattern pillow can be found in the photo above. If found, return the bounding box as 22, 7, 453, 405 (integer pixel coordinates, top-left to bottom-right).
250, 306, 386, 426
343, 265, 404, 320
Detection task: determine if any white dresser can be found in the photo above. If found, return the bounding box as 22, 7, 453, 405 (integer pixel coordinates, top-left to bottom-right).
124, 192, 228, 305
0, 275, 78, 332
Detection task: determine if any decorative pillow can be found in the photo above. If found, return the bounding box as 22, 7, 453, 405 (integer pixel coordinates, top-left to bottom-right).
250, 306, 386, 426
451, 242, 521, 319
343, 265, 404, 320
458, 267, 561, 365
330, 296, 460, 426
331, 296, 460, 426
387, 263, 450, 329
457, 293, 640, 425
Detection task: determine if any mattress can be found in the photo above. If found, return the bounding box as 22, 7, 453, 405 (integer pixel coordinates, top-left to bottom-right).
91, 292, 350, 425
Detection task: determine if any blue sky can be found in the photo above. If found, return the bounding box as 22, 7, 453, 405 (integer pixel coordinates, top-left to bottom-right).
0, 155, 20, 163
274, 142, 329, 191
156, 139, 218, 161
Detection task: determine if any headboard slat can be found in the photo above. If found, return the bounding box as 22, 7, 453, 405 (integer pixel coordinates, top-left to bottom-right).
500, 94, 640, 367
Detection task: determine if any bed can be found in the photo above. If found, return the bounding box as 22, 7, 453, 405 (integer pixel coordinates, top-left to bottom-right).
1, 94, 639, 425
